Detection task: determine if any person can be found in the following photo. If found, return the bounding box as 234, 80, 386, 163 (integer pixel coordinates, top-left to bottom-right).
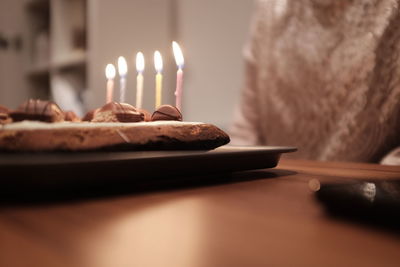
231, 0, 400, 163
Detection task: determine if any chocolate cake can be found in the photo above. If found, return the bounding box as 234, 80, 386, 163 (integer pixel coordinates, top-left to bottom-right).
0, 121, 230, 152
0, 100, 230, 152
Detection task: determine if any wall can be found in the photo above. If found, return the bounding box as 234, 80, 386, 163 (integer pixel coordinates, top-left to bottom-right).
177, 0, 254, 130
0, 0, 29, 108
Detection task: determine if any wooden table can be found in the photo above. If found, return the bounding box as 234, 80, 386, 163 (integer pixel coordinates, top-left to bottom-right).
1, 159, 400, 267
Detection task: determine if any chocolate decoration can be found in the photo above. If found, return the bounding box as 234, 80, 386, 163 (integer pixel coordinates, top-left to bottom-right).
82, 109, 98, 122
0, 105, 9, 114
0, 113, 11, 124
9, 99, 64, 123
151, 105, 182, 121
64, 111, 81, 122
92, 102, 144, 123
0, 105, 11, 124
137, 108, 151, 122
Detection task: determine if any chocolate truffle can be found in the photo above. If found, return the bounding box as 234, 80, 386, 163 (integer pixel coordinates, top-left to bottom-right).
92, 102, 144, 123
151, 105, 182, 121
0, 105, 11, 124
64, 111, 81, 122
9, 99, 64, 123
137, 108, 152, 122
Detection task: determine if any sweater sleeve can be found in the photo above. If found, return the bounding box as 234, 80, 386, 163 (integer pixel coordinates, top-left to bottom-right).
229, 43, 262, 146
229, 1, 269, 146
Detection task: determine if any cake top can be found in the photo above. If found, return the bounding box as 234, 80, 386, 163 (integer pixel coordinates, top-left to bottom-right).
2, 99, 187, 124
1, 120, 203, 130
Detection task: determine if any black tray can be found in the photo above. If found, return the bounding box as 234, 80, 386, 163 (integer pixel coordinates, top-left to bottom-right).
0, 146, 296, 199
0, 145, 296, 181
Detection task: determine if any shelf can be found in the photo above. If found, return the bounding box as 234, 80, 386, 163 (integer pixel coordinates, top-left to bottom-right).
52, 50, 86, 70
24, 0, 88, 103
26, 50, 86, 78
26, 0, 49, 11
26, 63, 50, 77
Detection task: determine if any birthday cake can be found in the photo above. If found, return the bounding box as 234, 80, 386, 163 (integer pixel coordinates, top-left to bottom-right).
0, 99, 230, 152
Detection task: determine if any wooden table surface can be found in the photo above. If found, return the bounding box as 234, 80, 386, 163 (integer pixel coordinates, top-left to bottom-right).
1, 159, 400, 267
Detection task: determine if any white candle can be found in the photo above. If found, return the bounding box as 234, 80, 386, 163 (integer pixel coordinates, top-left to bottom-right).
105, 64, 116, 103
172, 41, 184, 111
136, 52, 145, 109
118, 56, 128, 103
154, 50, 163, 109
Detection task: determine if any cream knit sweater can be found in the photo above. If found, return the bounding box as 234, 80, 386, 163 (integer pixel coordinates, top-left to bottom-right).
231, 0, 400, 162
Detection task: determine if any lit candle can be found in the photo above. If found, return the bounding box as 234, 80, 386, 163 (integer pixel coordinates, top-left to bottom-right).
172, 41, 184, 111
105, 64, 116, 103
154, 50, 163, 109
118, 56, 128, 103
136, 52, 145, 109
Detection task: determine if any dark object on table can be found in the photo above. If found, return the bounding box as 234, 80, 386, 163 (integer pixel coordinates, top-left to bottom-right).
152, 105, 182, 121
9, 99, 64, 123
92, 102, 144, 122
315, 179, 400, 230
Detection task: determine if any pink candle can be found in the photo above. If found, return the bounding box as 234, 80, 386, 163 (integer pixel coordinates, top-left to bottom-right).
172, 41, 184, 111
175, 68, 183, 111
106, 80, 114, 103
105, 64, 116, 103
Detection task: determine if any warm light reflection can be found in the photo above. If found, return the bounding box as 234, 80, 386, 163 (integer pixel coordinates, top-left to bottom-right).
105, 64, 116, 79
85, 199, 203, 267
117, 56, 128, 76
172, 41, 184, 68
362, 182, 376, 202
308, 178, 321, 192
154, 51, 163, 73
136, 52, 145, 73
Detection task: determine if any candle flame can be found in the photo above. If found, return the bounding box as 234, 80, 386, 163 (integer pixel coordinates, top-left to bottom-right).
154, 51, 163, 73
136, 52, 145, 73
105, 64, 116, 79
117, 56, 128, 76
172, 41, 184, 68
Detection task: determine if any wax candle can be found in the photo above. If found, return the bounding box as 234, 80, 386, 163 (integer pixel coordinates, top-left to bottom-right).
105, 64, 116, 103
154, 50, 163, 109
118, 56, 128, 103
172, 41, 184, 111
136, 52, 145, 109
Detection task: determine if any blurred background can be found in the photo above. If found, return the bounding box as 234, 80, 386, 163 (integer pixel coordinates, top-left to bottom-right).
0, 0, 254, 130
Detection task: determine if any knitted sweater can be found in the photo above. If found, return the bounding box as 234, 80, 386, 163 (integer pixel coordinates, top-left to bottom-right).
231, 0, 400, 162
